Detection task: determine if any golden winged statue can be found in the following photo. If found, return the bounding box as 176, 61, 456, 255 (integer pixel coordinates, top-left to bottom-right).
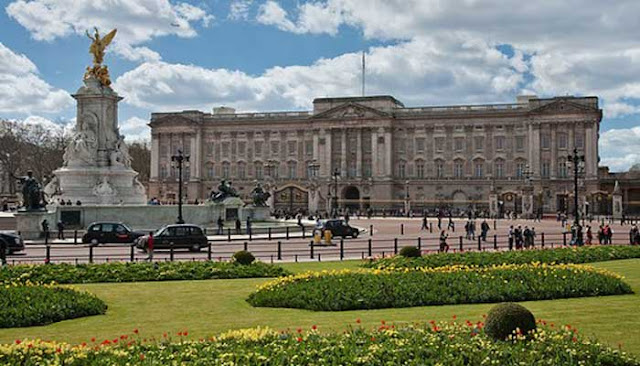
86, 27, 117, 66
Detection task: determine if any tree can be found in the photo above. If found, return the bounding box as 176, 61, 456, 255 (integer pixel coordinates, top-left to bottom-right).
128, 141, 150, 184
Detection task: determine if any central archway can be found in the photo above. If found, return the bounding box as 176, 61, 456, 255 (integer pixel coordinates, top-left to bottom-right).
343, 186, 360, 210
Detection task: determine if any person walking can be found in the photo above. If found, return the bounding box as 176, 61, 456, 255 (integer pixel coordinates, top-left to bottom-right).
217, 216, 224, 235
508, 225, 514, 250
235, 217, 241, 235
523, 226, 532, 249
246, 216, 252, 236
57, 221, 65, 240
586, 225, 593, 245
480, 220, 490, 242
421, 215, 428, 231
439, 230, 449, 253
146, 232, 154, 262
41, 219, 50, 240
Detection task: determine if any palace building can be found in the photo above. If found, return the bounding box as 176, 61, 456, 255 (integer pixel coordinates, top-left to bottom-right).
148, 94, 605, 216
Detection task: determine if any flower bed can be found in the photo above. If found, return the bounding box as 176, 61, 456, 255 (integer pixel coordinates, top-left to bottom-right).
1, 322, 638, 365
247, 264, 632, 311
0, 261, 290, 284
364, 245, 640, 270
0, 283, 107, 328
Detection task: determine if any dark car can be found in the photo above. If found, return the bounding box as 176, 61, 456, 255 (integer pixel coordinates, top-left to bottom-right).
136, 224, 207, 252
321, 219, 360, 238
0, 231, 25, 255
82, 222, 145, 245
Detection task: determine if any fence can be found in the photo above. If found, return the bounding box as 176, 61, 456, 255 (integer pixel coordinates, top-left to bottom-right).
6, 230, 637, 265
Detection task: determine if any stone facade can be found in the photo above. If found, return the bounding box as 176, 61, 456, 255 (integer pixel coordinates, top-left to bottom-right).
148, 95, 602, 215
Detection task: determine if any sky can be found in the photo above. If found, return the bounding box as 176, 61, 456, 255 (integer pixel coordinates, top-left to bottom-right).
1, 0, 640, 172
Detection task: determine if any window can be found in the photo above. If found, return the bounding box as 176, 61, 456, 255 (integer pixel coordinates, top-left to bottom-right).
184, 166, 190, 180
454, 161, 464, 178
516, 162, 526, 178
254, 141, 263, 157
558, 160, 568, 178
254, 162, 263, 179
575, 133, 584, 149
206, 142, 214, 157
206, 164, 215, 179
305, 140, 313, 156
454, 137, 464, 152
288, 141, 297, 156
237, 141, 246, 156
474, 136, 484, 152
436, 161, 445, 178
541, 134, 550, 149
161, 144, 169, 157
238, 163, 246, 179
474, 162, 484, 178
495, 161, 504, 178
160, 165, 168, 179
435, 137, 445, 152
415, 138, 425, 153
222, 162, 230, 178
416, 161, 425, 178
270, 141, 279, 155
398, 138, 406, 154
541, 161, 550, 178
363, 162, 372, 178
397, 162, 406, 178
495, 136, 505, 151
222, 142, 230, 158
288, 161, 297, 179
557, 133, 567, 149
101, 224, 114, 233
515, 136, 525, 152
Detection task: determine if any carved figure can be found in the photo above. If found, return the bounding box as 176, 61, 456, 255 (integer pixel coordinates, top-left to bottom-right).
17, 171, 45, 211
93, 177, 116, 197
86, 27, 117, 66
250, 182, 271, 206
209, 179, 239, 202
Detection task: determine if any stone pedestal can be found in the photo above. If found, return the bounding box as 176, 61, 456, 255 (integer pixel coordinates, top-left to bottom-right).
15, 210, 56, 240
241, 205, 271, 221
521, 186, 534, 219
612, 181, 623, 220
489, 192, 498, 218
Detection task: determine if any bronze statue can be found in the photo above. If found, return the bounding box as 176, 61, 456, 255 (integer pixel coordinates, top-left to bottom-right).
251, 183, 270, 207
209, 180, 239, 202
17, 171, 46, 211
84, 27, 117, 86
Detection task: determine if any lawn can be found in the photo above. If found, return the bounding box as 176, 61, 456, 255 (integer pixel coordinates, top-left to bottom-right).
1, 259, 638, 355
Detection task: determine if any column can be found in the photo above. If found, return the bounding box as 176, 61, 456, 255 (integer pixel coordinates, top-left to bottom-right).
191, 129, 201, 180
356, 129, 362, 177
323, 129, 332, 178
312, 132, 319, 161
384, 129, 392, 177
550, 124, 557, 179
341, 128, 347, 177
529, 124, 540, 176
371, 129, 378, 177
150, 133, 160, 180
585, 123, 597, 178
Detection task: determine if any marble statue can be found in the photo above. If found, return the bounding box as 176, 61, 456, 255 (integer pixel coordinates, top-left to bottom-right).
93, 177, 116, 198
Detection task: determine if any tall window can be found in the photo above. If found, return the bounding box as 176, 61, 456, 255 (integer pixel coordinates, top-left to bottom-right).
541, 134, 550, 149
288, 161, 297, 179
541, 160, 550, 178
558, 160, 568, 178
494, 160, 504, 178
222, 142, 230, 158
515, 136, 525, 152
305, 140, 313, 156
254, 162, 263, 179
474, 136, 484, 152
436, 161, 445, 178
557, 133, 567, 149
160, 165, 168, 179
288, 141, 297, 156
495, 136, 505, 151
222, 162, 230, 179
575, 133, 584, 149
206, 143, 214, 157
454, 137, 464, 152
454, 161, 464, 178
435, 137, 445, 152
415, 138, 425, 153
416, 161, 425, 178
474, 161, 484, 178
237, 141, 246, 156
516, 162, 526, 178
270, 141, 279, 156
237, 163, 246, 179
254, 141, 263, 157
397, 162, 406, 178
206, 164, 215, 179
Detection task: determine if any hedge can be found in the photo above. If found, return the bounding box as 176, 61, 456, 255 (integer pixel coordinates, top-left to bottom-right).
0, 261, 290, 284
1, 323, 638, 365
364, 245, 640, 270
247, 263, 632, 311
0, 283, 107, 328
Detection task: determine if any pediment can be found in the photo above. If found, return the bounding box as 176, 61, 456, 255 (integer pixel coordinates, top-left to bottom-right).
529, 99, 597, 115
150, 114, 199, 126
312, 102, 390, 119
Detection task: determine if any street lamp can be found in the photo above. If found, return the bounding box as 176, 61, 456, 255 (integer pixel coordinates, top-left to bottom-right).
404, 180, 410, 217
332, 168, 340, 218
567, 147, 585, 228
171, 149, 190, 224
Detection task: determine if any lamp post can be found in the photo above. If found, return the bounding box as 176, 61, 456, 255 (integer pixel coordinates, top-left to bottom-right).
567, 147, 585, 228
404, 180, 410, 217
332, 168, 340, 218
171, 149, 190, 224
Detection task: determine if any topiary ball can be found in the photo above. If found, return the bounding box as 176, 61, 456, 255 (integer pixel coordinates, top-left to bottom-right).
232, 250, 256, 265
399, 246, 422, 258
484, 302, 536, 341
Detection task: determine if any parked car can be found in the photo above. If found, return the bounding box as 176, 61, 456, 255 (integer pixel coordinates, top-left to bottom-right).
136, 224, 207, 252
0, 231, 25, 255
82, 222, 145, 245
321, 219, 360, 238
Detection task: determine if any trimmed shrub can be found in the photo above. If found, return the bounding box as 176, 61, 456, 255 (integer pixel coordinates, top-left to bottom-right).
399, 246, 421, 258
0, 284, 107, 328
232, 250, 256, 265
484, 302, 537, 341
248, 264, 632, 311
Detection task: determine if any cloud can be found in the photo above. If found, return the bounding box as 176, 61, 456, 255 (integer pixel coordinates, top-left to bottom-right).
6, 0, 214, 62
599, 127, 640, 172
0, 42, 73, 114
119, 116, 150, 141
256, 0, 342, 35
229, 0, 252, 20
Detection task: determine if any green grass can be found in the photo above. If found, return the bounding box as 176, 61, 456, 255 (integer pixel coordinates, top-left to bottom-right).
0, 259, 638, 356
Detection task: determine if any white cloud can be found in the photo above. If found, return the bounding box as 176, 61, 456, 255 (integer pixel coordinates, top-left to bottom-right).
599, 127, 640, 172
0, 42, 73, 114
229, 0, 252, 20
256, 1, 342, 35
6, 0, 214, 63
120, 116, 150, 141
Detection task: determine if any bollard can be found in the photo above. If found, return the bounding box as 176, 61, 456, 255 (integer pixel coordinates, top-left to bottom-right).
493, 220, 497, 230
310, 240, 314, 259
277, 241, 282, 260
130, 244, 134, 262
204, 228, 207, 236
370, 224, 373, 236
459, 236, 463, 252
268, 227, 272, 240
270, 255, 273, 264
429, 222, 433, 233
207, 243, 212, 261
394, 238, 398, 254
382, 251, 385, 258
541, 233, 545, 248
509, 237, 513, 251
400, 224, 404, 235
45, 244, 51, 264
75, 258, 78, 265
227, 228, 231, 242
74, 230, 78, 244
249, 230, 252, 241
286, 227, 290, 240
340, 239, 344, 260
244, 242, 248, 251
417, 237, 422, 250
302, 226, 305, 239
89, 245, 94, 263
563, 232, 567, 246
477, 236, 482, 251
44, 231, 49, 245
368, 238, 372, 257
318, 253, 321, 262
170, 243, 175, 261
361, 252, 365, 259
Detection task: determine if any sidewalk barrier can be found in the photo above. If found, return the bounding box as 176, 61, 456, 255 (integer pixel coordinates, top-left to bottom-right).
368, 239, 372, 257
477, 236, 481, 251
394, 238, 398, 254
541, 233, 545, 248
400, 224, 404, 235
309, 240, 314, 259
207, 243, 212, 261
277, 241, 282, 260
89, 245, 94, 263
340, 238, 344, 260
170, 243, 174, 261
459, 236, 463, 252
130, 244, 134, 262
417, 237, 422, 250
244, 242, 248, 251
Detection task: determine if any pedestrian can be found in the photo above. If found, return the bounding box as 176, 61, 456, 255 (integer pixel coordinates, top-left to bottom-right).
586, 225, 593, 245
439, 230, 449, 253
344, 211, 350, 224
0, 237, 7, 267
41, 219, 50, 240
481, 220, 490, 241
523, 226, 531, 249
217, 216, 224, 235
146, 232, 154, 261
235, 217, 241, 235
421, 215, 428, 231
470, 220, 476, 240
508, 225, 514, 250
597, 225, 604, 244
448, 217, 455, 231
531, 227, 536, 247
605, 224, 613, 244
246, 216, 252, 235
57, 221, 65, 240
